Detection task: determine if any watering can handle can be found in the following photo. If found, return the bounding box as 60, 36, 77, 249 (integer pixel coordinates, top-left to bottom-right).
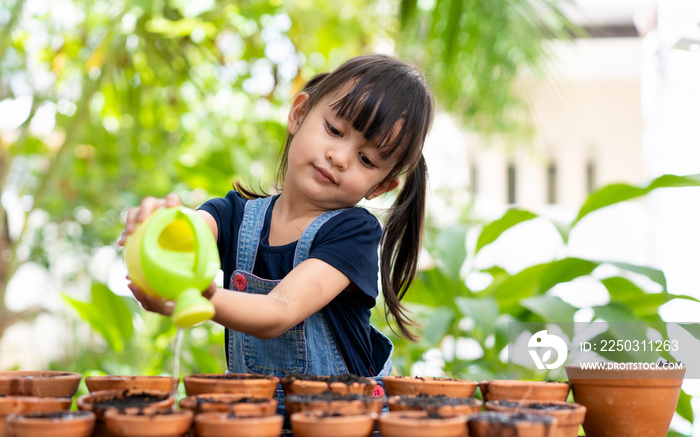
176, 209, 201, 273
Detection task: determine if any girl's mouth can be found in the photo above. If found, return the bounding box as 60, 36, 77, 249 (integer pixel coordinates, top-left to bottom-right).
313, 165, 337, 184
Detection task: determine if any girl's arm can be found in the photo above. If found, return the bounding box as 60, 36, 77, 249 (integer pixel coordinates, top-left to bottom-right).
124, 201, 349, 338
209, 258, 350, 339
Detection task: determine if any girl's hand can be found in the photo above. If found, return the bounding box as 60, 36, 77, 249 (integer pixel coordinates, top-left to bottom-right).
127, 279, 175, 316
118, 192, 183, 247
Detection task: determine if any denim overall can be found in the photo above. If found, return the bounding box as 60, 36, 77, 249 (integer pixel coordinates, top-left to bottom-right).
225, 196, 393, 416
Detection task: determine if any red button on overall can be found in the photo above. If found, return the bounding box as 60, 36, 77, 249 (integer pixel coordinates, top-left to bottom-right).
372, 385, 385, 397
233, 274, 247, 290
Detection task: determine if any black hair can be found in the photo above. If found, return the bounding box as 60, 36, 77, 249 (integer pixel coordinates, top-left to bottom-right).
238, 54, 434, 340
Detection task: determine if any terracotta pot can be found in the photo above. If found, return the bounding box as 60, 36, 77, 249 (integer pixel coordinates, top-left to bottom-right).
194, 412, 284, 437
0, 396, 73, 437
387, 394, 482, 416
281, 373, 376, 396
103, 408, 193, 437
566, 364, 686, 437
183, 373, 279, 398
5, 410, 95, 437
378, 410, 468, 437
485, 400, 585, 437
285, 393, 384, 416
478, 380, 570, 402
382, 376, 478, 398
179, 393, 277, 417
290, 410, 377, 437
468, 411, 556, 437
0, 371, 82, 398
85, 375, 179, 394
76, 389, 174, 437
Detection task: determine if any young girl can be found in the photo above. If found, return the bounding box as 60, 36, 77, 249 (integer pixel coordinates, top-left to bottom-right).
120, 54, 434, 396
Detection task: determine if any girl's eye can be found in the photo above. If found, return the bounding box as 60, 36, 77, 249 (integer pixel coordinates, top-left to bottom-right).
359, 152, 375, 168
326, 122, 341, 137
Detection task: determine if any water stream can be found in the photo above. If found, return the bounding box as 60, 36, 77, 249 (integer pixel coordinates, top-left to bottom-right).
172, 327, 184, 382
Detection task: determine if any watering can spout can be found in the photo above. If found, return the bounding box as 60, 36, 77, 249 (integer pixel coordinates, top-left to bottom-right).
125, 207, 219, 327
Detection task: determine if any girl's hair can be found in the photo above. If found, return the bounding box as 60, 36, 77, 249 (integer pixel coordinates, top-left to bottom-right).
238, 54, 434, 340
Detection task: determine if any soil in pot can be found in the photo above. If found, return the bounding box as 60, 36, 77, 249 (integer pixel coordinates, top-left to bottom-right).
285, 393, 384, 416
479, 380, 570, 403
85, 375, 179, 394
0, 395, 73, 437
378, 410, 468, 437
485, 400, 585, 437
566, 363, 685, 437
194, 412, 284, 437
103, 408, 193, 437
468, 411, 556, 437
183, 373, 279, 398
281, 373, 376, 396
0, 371, 82, 398
76, 389, 174, 437
5, 410, 95, 437
382, 376, 478, 398
179, 393, 277, 416
290, 410, 377, 437
387, 393, 482, 415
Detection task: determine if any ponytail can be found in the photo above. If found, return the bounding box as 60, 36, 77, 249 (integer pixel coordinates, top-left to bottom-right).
380, 155, 428, 341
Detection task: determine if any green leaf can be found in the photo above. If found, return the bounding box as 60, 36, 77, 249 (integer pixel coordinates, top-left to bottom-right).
435, 226, 467, 283
675, 389, 694, 423
90, 282, 135, 342
487, 264, 548, 310
455, 297, 499, 337
475, 209, 538, 254
602, 276, 676, 317
593, 302, 643, 323
62, 282, 135, 352
422, 307, 455, 345
573, 173, 700, 226
520, 295, 576, 337
606, 261, 667, 290
540, 258, 598, 293
408, 267, 465, 307
63, 296, 124, 352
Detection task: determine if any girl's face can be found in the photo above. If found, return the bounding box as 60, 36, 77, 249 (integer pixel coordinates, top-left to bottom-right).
283, 91, 399, 211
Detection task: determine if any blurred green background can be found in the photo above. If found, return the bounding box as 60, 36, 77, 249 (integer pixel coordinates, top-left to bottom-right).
1, 0, 699, 435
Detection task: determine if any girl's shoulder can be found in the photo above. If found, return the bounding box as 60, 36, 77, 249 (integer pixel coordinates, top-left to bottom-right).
315, 206, 382, 244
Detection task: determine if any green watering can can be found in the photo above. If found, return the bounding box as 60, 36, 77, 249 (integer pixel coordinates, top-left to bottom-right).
124, 207, 219, 327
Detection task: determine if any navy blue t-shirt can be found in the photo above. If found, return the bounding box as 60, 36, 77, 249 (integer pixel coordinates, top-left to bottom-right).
198, 191, 383, 376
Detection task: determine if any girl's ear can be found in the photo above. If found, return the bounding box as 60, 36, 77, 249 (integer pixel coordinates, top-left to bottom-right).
366, 176, 400, 200
288, 92, 310, 135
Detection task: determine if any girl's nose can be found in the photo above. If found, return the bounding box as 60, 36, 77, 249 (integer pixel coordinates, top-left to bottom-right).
326, 145, 350, 170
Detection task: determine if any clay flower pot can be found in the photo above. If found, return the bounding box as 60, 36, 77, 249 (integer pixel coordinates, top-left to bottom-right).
194, 412, 284, 437
76, 389, 174, 437
566, 363, 686, 437
387, 394, 482, 416
285, 393, 384, 416
103, 408, 193, 437
378, 410, 468, 437
183, 373, 279, 398
382, 376, 478, 398
0, 396, 73, 437
179, 393, 277, 417
5, 410, 95, 437
478, 380, 570, 403
290, 410, 377, 437
85, 375, 179, 394
0, 371, 82, 398
281, 373, 376, 396
468, 411, 556, 437
485, 400, 585, 437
